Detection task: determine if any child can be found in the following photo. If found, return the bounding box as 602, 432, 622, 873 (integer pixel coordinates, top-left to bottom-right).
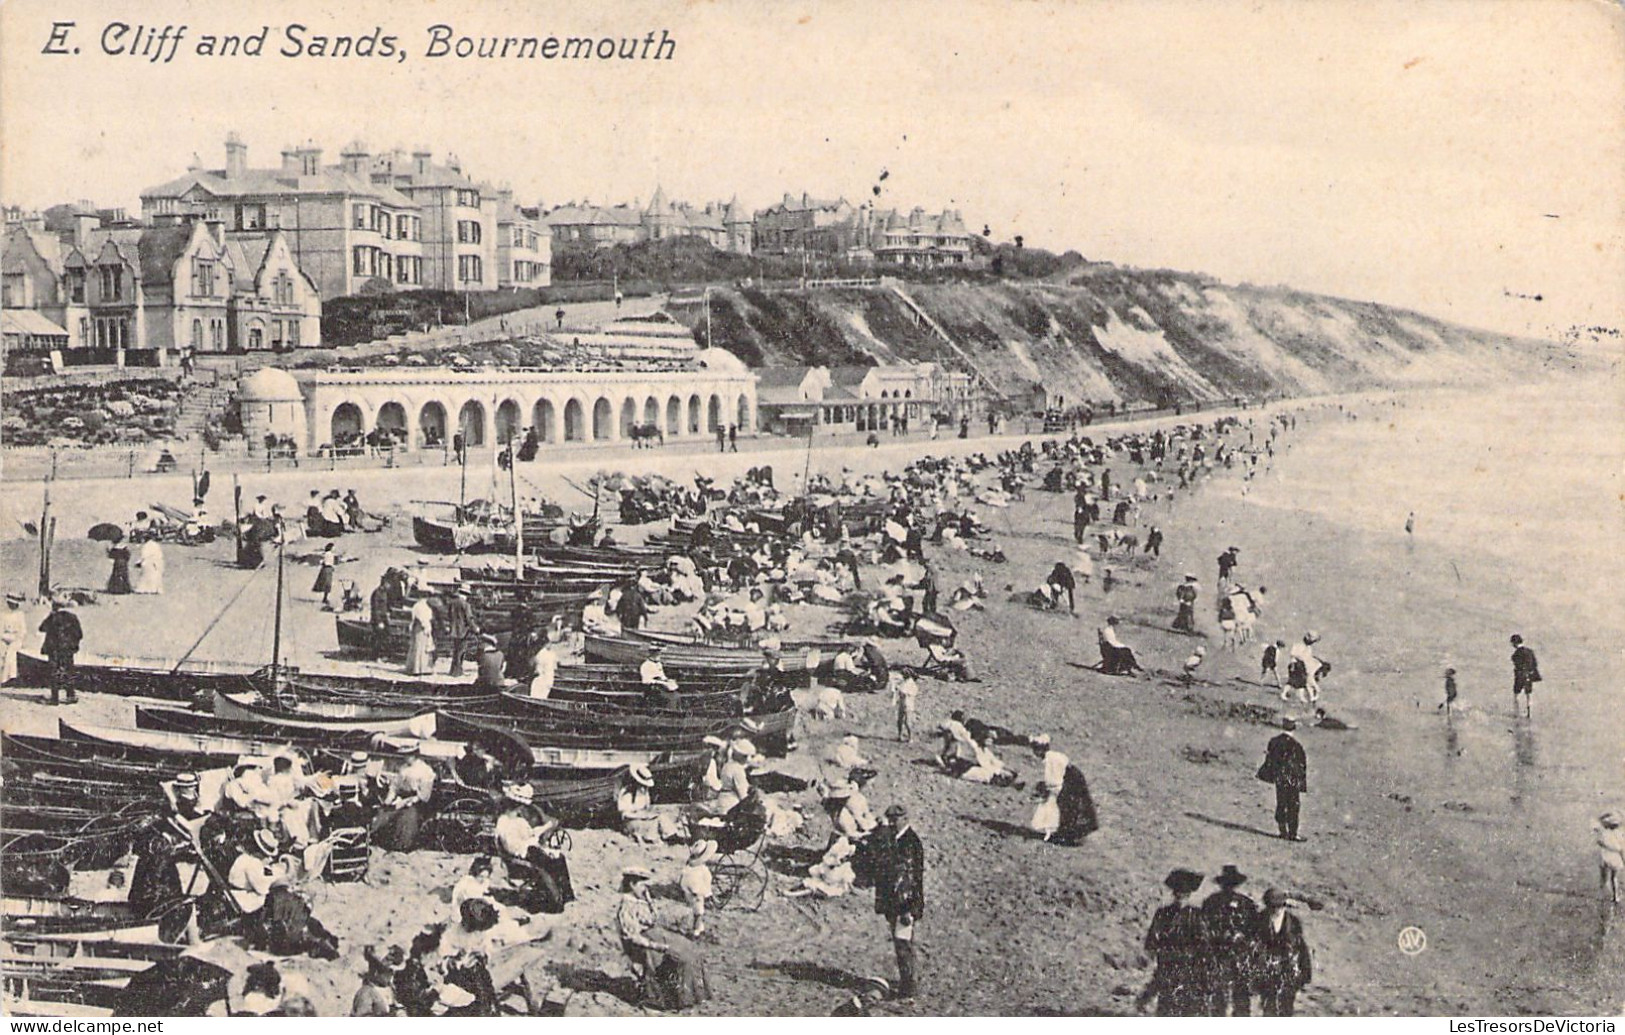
891, 672, 918, 742
1261, 640, 1283, 688
1441, 667, 1458, 716
1181, 645, 1206, 685
313, 542, 336, 610
680, 840, 718, 936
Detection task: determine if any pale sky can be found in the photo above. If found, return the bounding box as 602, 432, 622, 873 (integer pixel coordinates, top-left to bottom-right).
2, 0, 1621, 340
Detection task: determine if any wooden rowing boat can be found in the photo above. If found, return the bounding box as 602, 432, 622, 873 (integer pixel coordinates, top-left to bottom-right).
211, 691, 435, 735
12, 652, 258, 702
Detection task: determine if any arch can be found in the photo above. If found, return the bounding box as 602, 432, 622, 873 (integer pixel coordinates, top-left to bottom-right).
707, 394, 722, 433
619, 397, 638, 439
191, 319, 203, 350
563, 398, 586, 442
533, 398, 557, 443
736, 393, 752, 433
458, 400, 487, 447
667, 395, 683, 437
687, 394, 702, 435
592, 397, 614, 441
376, 401, 407, 449
418, 401, 447, 449
330, 402, 364, 445
643, 396, 659, 427
495, 398, 522, 444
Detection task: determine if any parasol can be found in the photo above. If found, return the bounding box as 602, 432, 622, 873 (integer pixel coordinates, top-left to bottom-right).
87, 522, 125, 543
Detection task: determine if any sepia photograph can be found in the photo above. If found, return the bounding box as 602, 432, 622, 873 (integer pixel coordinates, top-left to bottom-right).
0, 0, 1621, 1019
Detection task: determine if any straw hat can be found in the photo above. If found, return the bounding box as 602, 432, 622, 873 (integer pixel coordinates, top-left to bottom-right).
702, 735, 727, 749
628, 765, 654, 788
503, 782, 535, 805
173, 772, 200, 794
253, 828, 281, 855
731, 739, 758, 758
620, 865, 654, 884
688, 840, 719, 864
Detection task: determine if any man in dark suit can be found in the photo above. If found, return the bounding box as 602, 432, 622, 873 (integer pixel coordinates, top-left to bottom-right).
39, 597, 83, 706
1201, 865, 1259, 1015
1510, 634, 1541, 718
873, 804, 925, 999
1257, 716, 1308, 841
443, 587, 475, 677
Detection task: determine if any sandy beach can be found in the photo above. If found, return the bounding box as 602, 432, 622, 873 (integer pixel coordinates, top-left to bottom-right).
2, 380, 1620, 1016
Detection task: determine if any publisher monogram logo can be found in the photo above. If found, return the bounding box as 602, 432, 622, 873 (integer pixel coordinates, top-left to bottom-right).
1397, 926, 1427, 955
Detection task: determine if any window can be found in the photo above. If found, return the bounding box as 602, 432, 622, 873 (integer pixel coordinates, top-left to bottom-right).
272, 320, 285, 348
67, 271, 85, 304
289, 321, 300, 348
353, 247, 367, 276
379, 253, 392, 280
353, 204, 369, 229
273, 273, 293, 305
457, 255, 483, 283
191, 319, 203, 348
457, 189, 479, 208
235, 204, 265, 230
194, 260, 216, 298
99, 266, 123, 301
212, 320, 224, 350
397, 214, 410, 240
457, 220, 482, 244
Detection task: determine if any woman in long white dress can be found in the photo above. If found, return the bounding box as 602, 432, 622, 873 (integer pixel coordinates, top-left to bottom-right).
405, 597, 436, 675
132, 539, 165, 594
0, 594, 27, 684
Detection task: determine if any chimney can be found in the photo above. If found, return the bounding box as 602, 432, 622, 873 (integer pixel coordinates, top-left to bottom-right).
225, 132, 247, 179
280, 145, 300, 174
73, 212, 98, 248
413, 148, 432, 176
341, 139, 370, 175
297, 142, 323, 176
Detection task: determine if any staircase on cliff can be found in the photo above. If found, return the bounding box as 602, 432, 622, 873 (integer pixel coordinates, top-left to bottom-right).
171, 375, 237, 443
885, 281, 1009, 403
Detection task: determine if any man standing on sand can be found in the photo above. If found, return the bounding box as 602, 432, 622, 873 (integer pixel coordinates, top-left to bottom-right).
1510, 634, 1541, 718
1201, 865, 1259, 1015
444, 587, 476, 678
872, 804, 924, 1000
1257, 716, 1308, 841
39, 597, 83, 706
1253, 888, 1312, 1016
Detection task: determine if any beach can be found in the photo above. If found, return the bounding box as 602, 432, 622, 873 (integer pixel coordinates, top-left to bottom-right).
1, 378, 1620, 1016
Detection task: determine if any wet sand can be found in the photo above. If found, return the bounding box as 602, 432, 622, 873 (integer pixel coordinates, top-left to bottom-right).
2, 386, 1620, 1015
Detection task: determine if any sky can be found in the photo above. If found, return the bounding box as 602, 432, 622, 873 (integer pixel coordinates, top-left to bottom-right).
2, 0, 1621, 340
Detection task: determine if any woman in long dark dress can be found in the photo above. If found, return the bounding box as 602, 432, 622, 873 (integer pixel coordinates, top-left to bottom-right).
1054, 763, 1100, 845
106, 544, 132, 594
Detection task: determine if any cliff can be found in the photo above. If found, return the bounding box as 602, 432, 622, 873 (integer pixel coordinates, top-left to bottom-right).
681, 265, 1583, 406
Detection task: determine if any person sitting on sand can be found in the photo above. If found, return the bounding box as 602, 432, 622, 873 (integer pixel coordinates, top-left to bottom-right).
937, 715, 980, 776
617, 765, 682, 844
1181, 646, 1207, 685
960, 730, 1017, 786
926, 640, 975, 682
1310, 707, 1355, 730
1097, 616, 1142, 675
786, 836, 860, 899
831, 734, 869, 769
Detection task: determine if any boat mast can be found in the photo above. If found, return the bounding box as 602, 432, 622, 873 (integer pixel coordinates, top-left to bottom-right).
269, 530, 285, 690
509, 432, 524, 579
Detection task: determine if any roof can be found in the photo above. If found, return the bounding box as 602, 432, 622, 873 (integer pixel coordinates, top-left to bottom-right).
141, 166, 415, 208
136, 225, 199, 287
829, 365, 876, 387
2, 309, 70, 337
225, 236, 273, 290
72, 228, 146, 268
543, 204, 644, 228
822, 386, 862, 402
239, 366, 303, 402
754, 366, 814, 388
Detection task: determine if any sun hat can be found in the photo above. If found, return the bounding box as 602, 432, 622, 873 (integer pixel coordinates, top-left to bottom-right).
620, 865, 654, 884
1164, 868, 1204, 894
628, 765, 654, 788
731, 738, 758, 758
253, 828, 281, 855
688, 840, 719, 864
1214, 865, 1248, 888
503, 782, 535, 805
